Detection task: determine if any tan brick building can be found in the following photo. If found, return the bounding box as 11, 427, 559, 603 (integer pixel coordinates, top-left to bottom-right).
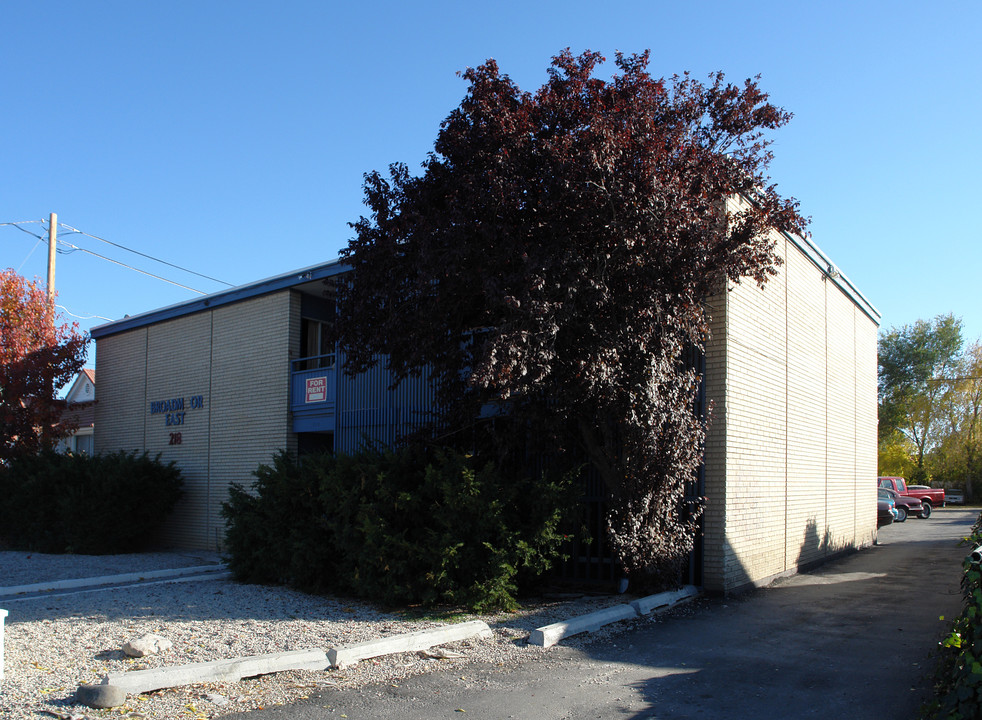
701, 198, 879, 591
92, 212, 879, 593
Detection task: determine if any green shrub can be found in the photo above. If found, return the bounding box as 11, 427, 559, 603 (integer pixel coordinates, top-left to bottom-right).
924, 512, 982, 718
0, 450, 183, 554
222, 445, 576, 612
222, 450, 335, 588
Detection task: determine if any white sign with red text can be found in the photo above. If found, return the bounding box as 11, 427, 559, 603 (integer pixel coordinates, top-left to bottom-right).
305, 377, 328, 403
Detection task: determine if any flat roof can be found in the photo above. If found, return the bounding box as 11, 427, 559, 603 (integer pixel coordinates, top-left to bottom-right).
783, 228, 881, 325
91, 225, 880, 340
90, 257, 348, 339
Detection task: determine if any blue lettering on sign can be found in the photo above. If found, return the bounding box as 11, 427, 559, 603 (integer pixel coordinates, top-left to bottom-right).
149, 394, 205, 444
150, 398, 185, 414
149, 395, 205, 415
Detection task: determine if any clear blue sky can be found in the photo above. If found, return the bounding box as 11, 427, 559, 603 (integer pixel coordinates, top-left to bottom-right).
3, 1, 980, 366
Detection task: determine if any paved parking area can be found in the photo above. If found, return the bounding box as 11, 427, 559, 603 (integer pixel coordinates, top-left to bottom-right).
225, 508, 978, 720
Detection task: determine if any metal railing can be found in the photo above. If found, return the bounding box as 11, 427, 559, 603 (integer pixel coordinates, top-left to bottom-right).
290, 354, 337, 409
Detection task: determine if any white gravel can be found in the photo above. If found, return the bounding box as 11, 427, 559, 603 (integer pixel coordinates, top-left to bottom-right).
0, 550, 638, 719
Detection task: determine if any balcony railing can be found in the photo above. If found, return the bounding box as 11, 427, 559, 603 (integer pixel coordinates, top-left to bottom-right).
290, 354, 336, 432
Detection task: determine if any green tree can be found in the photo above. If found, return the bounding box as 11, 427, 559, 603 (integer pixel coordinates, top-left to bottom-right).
877, 432, 917, 479
878, 314, 963, 483
0, 269, 88, 464
930, 342, 982, 498
335, 50, 806, 589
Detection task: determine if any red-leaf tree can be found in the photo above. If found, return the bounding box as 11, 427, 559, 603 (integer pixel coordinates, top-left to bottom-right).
1, 269, 88, 463
335, 50, 807, 588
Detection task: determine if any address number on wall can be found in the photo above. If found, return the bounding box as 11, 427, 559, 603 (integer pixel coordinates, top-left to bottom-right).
169, 432, 182, 445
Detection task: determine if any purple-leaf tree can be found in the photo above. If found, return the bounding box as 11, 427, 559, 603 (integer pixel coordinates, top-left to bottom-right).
336, 50, 807, 588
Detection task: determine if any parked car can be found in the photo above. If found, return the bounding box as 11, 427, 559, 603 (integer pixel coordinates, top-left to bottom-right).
877, 488, 898, 528
877, 477, 943, 517
946, 488, 965, 504
879, 487, 923, 522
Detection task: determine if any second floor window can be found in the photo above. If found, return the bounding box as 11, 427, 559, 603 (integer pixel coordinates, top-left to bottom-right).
301, 318, 334, 369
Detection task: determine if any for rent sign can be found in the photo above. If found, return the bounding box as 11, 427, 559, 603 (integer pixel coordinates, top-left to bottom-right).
305, 377, 328, 403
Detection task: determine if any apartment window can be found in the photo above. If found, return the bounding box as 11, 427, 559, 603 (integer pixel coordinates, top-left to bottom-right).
300, 318, 334, 369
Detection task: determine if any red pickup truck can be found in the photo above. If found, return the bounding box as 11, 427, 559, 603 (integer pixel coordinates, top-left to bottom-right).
877, 477, 944, 518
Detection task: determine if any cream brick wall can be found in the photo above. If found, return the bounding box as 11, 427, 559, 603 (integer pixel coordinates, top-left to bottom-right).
206, 292, 295, 549
703, 213, 879, 593
785, 241, 828, 570
94, 328, 148, 453
145, 312, 213, 548
856, 308, 879, 542
702, 295, 728, 586
95, 291, 298, 550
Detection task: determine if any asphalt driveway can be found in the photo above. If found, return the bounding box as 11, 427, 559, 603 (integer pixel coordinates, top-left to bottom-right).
225, 508, 977, 720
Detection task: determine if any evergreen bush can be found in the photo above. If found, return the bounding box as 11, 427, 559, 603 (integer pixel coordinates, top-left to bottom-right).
222, 445, 576, 612
0, 450, 183, 554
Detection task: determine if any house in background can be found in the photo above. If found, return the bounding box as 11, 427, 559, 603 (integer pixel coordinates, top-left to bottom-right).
90, 206, 880, 594
57, 369, 95, 455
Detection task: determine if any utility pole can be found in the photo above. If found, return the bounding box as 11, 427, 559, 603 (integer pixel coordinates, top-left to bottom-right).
47, 211, 57, 316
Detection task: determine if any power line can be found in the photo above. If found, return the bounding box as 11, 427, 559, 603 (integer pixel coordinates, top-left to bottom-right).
55, 239, 211, 295
0, 221, 46, 241
57, 223, 234, 288
56, 304, 113, 322
16, 238, 44, 272
0, 220, 46, 227
2, 217, 234, 292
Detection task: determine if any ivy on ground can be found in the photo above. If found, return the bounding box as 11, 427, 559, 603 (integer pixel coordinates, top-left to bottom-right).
924, 512, 982, 718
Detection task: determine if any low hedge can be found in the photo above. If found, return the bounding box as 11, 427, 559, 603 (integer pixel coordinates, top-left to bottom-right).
222, 445, 576, 612
0, 450, 184, 554
924, 511, 982, 718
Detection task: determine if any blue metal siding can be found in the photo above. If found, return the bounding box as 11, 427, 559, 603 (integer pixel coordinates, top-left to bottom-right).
334, 352, 437, 454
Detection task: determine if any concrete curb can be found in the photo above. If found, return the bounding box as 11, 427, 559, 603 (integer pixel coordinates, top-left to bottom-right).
96, 620, 494, 696
3, 571, 234, 604
630, 585, 700, 615
59, 578, 696, 698
529, 585, 701, 648
0, 565, 227, 598
328, 620, 493, 669
529, 604, 638, 648
103, 649, 329, 694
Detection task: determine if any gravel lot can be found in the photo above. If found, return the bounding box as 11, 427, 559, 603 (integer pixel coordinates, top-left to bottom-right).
0, 551, 634, 719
